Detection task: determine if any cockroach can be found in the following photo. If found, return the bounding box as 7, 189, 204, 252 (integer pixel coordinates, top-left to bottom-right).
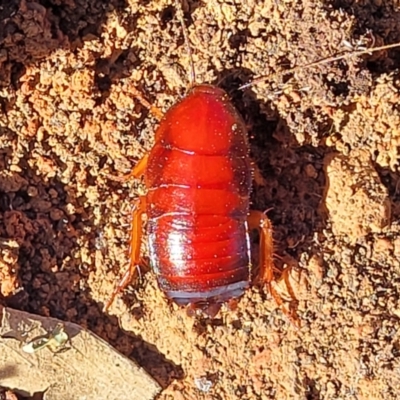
106, 1, 400, 321
105, 0, 296, 322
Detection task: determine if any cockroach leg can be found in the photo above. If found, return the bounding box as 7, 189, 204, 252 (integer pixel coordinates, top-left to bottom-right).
129, 85, 164, 121
248, 210, 300, 327
248, 211, 274, 283
110, 153, 149, 183
105, 195, 147, 310
280, 266, 298, 301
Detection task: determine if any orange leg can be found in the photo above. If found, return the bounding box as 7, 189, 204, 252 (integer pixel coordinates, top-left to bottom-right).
248, 211, 300, 327
105, 195, 147, 310
129, 85, 164, 121
109, 153, 149, 183
108, 85, 161, 182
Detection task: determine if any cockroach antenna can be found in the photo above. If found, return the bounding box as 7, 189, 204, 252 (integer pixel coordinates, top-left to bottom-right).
174, 0, 196, 87
239, 41, 400, 91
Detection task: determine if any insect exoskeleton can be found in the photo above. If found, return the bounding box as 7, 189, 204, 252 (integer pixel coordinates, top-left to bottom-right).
106, 0, 306, 323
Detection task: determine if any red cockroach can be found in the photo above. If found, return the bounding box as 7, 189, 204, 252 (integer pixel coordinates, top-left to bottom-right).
104, 1, 295, 321
106, 79, 289, 318
106, 1, 400, 321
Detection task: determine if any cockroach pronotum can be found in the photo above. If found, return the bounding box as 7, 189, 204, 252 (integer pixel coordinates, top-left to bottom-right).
106, 0, 400, 322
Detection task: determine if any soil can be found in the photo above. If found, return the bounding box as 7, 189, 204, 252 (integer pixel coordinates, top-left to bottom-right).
1, 0, 400, 399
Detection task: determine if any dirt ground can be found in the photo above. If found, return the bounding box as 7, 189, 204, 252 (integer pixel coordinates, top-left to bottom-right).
1, 0, 400, 398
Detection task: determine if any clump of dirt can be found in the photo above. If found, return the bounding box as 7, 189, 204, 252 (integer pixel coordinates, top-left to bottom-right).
1, 0, 400, 399
323, 150, 391, 243
0, 239, 20, 297
0, 0, 66, 87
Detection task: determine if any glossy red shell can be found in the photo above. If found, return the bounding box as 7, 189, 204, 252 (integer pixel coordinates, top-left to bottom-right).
145, 84, 252, 307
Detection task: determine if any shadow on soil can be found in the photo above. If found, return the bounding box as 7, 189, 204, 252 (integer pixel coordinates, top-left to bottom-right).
217, 68, 327, 272
0, 0, 134, 90
0, 126, 183, 389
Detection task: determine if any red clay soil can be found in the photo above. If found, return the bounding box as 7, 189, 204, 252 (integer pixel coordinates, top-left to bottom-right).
1, 0, 400, 399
